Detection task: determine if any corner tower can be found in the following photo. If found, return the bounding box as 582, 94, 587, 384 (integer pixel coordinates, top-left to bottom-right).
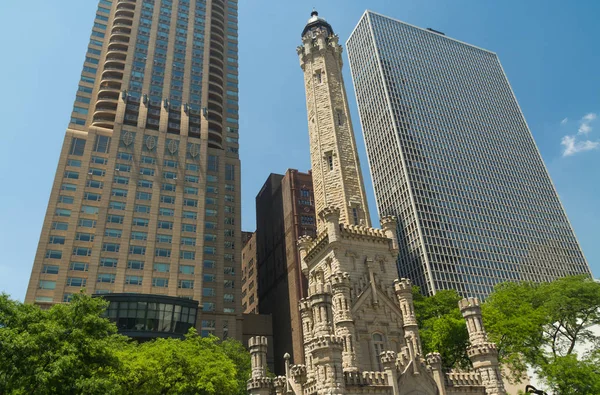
297, 11, 371, 233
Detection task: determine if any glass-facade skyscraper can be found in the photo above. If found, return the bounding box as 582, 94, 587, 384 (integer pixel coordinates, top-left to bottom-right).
347, 11, 591, 299
26, 0, 242, 339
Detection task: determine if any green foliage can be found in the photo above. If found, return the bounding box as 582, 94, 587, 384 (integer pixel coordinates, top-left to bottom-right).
0, 293, 252, 395
483, 275, 600, 392
412, 287, 470, 370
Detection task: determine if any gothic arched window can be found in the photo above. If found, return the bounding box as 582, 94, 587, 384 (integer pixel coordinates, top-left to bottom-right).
372, 333, 385, 371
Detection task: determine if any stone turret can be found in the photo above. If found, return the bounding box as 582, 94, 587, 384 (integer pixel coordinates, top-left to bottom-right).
320, 206, 341, 243
331, 271, 358, 371
426, 353, 447, 395
248, 336, 272, 395
459, 298, 506, 395
309, 282, 334, 338
394, 278, 423, 357
380, 216, 400, 253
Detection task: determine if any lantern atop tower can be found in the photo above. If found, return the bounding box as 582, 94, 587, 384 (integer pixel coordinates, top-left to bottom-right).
301, 10, 334, 38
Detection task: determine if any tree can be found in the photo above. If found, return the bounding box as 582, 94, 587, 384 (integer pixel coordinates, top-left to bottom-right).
412, 287, 470, 370
115, 331, 239, 394
0, 292, 126, 394
483, 275, 600, 392
0, 293, 253, 395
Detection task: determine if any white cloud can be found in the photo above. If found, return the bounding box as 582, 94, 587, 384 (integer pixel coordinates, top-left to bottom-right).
578, 112, 596, 135
560, 112, 599, 156
561, 135, 599, 157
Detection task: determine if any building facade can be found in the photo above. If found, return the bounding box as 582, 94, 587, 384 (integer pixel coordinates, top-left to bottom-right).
247, 11, 505, 395
242, 231, 259, 313
26, 0, 242, 340
346, 11, 591, 299
255, 169, 316, 374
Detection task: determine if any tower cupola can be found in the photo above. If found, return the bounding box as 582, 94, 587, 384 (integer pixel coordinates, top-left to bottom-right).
301, 10, 334, 38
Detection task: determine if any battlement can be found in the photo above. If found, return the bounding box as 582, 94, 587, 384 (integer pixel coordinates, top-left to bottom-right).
248, 336, 268, 348
344, 371, 389, 386
307, 335, 344, 352
426, 352, 442, 367
331, 272, 351, 288
380, 350, 397, 366
445, 371, 482, 387
458, 297, 481, 311
272, 376, 287, 389
394, 278, 413, 293
467, 343, 498, 358
297, 234, 313, 247
319, 206, 341, 220
309, 282, 332, 296
247, 377, 272, 390
380, 215, 397, 227
290, 364, 307, 384
299, 299, 312, 313
340, 223, 388, 240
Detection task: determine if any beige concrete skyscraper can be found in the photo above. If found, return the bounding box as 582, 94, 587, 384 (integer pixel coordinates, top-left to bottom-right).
26, 0, 242, 339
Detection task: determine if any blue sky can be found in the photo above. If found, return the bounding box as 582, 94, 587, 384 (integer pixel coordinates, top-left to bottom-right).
0, 0, 598, 301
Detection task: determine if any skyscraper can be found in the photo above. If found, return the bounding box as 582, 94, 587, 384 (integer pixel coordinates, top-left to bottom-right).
26, 0, 242, 339
254, 169, 315, 373
347, 11, 591, 299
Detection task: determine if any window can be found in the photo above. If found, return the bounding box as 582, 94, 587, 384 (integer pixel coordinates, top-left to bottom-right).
224, 294, 234, 303
39, 280, 56, 290
162, 183, 176, 192
161, 195, 175, 204
138, 180, 153, 188
87, 180, 103, 189
72, 247, 92, 256
125, 276, 143, 285
352, 207, 359, 225
301, 215, 315, 225
224, 266, 235, 275
66, 277, 87, 287
225, 164, 235, 181
202, 302, 214, 311
136, 192, 152, 201
131, 231, 147, 241
156, 234, 172, 244
163, 171, 177, 180
64, 170, 79, 180
49, 236, 65, 245
179, 265, 195, 274
326, 154, 334, 171
105, 229, 122, 238
181, 237, 196, 246
102, 243, 121, 252
81, 205, 99, 215
204, 260, 216, 269
127, 260, 144, 270
61, 184, 77, 192
129, 246, 146, 255
70, 137, 86, 156
112, 188, 128, 197
89, 168, 106, 177
372, 333, 385, 371
182, 223, 196, 233
207, 155, 218, 171
70, 262, 89, 272
224, 308, 235, 313
153, 263, 170, 272
52, 222, 69, 231
76, 232, 94, 242
135, 204, 150, 213
315, 70, 322, 84
42, 265, 59, 274
98, 274, 116, 283
224, 280, 234, 289
159, 208, 174, 216
115, 163, 131, 172
79, 219, 96, 228
180, 251, 195, 260
158, 221, 173, 230
204, 246, 216, 255
63, 294, 74, 302
183, 198, 198, 207
93, 135, 111, 153
152, 278, 169, 287
179, 280, 194, 289
155, 248, 171, 258
301, 189, 310, 198
107, 214, 124, 224
109, 201, 126, 210
100, 258, 118, 268
184, 186, 198, 195
132, 218, 149, 227
185, 175, 199, 183
203, 288, 215, 297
